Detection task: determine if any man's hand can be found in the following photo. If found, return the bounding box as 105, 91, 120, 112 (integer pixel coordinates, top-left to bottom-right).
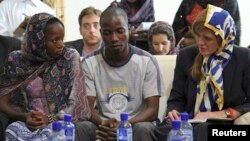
96, 118, 118, 141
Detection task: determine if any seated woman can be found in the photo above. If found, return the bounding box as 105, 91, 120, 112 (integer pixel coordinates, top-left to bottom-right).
0, 13, 90, 140
148, 21, 179, 55
166, 5, 250, 141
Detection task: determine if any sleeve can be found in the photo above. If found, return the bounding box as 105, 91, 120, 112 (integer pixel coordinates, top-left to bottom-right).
0, 2, 10, 36
234, 51, 250, 113
224, 0, 241, 45
172, 0, 190, 43
143, 57, 164, 98
82, 58, 97, 97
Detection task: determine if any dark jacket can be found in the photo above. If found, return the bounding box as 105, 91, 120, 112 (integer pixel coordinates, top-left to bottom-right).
64, 39, 83, 56
167, 46, 250, 118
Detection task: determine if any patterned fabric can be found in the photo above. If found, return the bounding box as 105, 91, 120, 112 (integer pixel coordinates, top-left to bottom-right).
0, 13, 90, 120
5, 121, 51, 141
148, 21, 178, 55
114, 0, 155, 30
194, 5, 236, 114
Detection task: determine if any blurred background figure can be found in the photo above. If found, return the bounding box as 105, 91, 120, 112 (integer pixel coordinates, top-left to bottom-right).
112, 0, 155, 51
112, 0, 155, 31
148, 21, 179, 55
176, 29, 196, 49
0, 0, 55, 39
172, 0, 241, 46
65, 6, 103, 57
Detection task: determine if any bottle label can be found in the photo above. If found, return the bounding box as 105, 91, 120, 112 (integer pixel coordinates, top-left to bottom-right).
117, 128, 132, 141
65, 126, 74, 141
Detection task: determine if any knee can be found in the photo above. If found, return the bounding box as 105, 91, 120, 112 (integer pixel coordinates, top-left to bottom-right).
133, 122, 154, 133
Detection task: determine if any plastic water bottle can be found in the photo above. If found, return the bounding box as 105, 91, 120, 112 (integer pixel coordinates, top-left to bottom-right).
64, 114, 75, 141
117, 112, 133, 141
167, 120, 185, 141
180, 112, 193, 141
49, 121, 66, 141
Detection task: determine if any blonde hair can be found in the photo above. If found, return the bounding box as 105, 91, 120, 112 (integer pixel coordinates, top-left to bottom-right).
190, 8, 208, 80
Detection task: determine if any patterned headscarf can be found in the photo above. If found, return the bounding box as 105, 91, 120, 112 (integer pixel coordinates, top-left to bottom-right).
0, 13, 90, 121
148, 21, 178, 55
194, 5, 236, 114
114, 0, 155, 30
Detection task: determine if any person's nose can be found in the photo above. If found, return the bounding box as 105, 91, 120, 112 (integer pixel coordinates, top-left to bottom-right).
158, 44, 164, 51
57, 40, 64, 49
111, 32, 119, 42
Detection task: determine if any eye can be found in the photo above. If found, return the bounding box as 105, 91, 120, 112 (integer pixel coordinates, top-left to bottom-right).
93, 23, 100, 29
117, 28, 125, 34
83, 23, 91, 30
162, 41, 168, 46
101, 30, 111, 36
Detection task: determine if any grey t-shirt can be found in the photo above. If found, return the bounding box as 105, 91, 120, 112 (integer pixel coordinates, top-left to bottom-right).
82, 45, 165, 120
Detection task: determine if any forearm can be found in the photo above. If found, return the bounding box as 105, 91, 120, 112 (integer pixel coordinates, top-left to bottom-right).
90, 109, 103, 126
0, 102, 28, 122
129, 106, 158, 125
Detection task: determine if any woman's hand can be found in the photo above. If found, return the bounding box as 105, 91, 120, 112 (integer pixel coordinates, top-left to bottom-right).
26, 111, 47, 131
194, 111, 228, 119
167, 110, 181, 121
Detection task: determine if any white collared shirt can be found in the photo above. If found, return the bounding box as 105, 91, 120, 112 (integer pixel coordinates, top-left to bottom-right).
0, 0, 55, 37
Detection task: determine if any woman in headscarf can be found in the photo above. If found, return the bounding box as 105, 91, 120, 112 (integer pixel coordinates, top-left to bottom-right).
0, 13, 90, 140
172, 0, 241, 46
148, 21, 179, 55
166, 5, 250, 141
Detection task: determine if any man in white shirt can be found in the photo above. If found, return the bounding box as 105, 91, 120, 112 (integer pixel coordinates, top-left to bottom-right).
0, 0, 55, 38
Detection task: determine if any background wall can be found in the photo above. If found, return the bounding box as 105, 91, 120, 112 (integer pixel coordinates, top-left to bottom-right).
64, 0, 249, 47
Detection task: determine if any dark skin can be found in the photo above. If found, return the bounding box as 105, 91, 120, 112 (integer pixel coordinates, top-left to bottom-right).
91, 9, 159, 141
0, 93, 48, 131
0, 21, 64, 131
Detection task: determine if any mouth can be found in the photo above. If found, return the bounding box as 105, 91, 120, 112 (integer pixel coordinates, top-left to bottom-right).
89, 36, 97, 40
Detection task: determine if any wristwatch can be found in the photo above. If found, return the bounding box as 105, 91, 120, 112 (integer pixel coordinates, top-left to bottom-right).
224, 109, 231, 118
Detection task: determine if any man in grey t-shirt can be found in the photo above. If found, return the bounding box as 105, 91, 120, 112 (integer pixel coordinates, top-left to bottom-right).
77, 5, 165, 141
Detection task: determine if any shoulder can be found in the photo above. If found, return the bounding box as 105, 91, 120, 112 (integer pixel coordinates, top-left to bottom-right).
65, 39, 83, 48
178, 45, 198, 59
63, 47, 80, 61
232, 47, 250, 60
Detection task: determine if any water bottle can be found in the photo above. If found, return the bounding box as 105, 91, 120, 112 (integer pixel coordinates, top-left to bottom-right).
64, 114, 75, 141
180, 112, 193, 141
167, 120, 185, 141
48, 121, 66, 141
117, 112, 133, 141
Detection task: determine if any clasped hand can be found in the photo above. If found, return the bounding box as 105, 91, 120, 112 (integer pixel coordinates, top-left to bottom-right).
96, 118, 118, 141
26, 111, 48, 131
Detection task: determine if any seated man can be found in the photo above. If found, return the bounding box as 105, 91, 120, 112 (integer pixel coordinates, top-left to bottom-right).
78, 5, 165, 141
65, 6, 103, 57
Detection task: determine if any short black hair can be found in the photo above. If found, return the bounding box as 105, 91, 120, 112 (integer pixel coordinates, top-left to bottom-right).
100, 4, 128, 27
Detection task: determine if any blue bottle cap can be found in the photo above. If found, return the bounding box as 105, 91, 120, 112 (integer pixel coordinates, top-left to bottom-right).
52, 121, 62, 132
120, 112, 128, 121
64, 114, 72, 122
172, 120, 181, 130
180, 112, 189, 121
